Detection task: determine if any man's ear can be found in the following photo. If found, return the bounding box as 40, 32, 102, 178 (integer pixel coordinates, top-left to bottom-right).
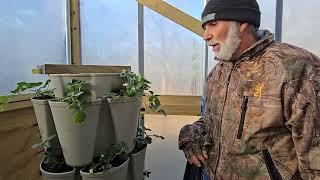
239, 23, 249, 33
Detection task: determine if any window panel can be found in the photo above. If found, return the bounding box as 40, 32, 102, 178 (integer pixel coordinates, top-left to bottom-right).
145, 6, 204, 95
282, 0, 320, 56
80, 0, 138, 72
0, 1, 67, 94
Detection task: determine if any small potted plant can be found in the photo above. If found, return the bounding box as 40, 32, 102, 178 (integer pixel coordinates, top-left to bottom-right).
80, 142, 130, 180
104, 69, 164, 152
33, 135, 75, 180
1, 80, 58, 146
128, 127, 164, 180
49, 79, 101, 166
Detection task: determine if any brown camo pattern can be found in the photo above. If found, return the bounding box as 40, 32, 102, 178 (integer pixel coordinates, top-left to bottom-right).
179, 30, 320, 180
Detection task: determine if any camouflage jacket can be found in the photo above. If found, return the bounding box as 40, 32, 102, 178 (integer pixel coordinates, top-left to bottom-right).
179, 30, 320, 180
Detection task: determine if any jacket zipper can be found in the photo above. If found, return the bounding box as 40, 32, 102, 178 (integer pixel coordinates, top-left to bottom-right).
237, 96, 249, 139
213, 64, 236, 179
262, 149, 283, 180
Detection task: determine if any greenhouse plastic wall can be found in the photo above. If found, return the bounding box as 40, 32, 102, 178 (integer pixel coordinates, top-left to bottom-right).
282, 0, 320, 57
80, 0, 204, 96
0, 1, 68, 94
144, 1, 204, 96
80, 0, 139, 72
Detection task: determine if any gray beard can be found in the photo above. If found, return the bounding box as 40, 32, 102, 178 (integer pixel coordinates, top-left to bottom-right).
215, 22, 241, 61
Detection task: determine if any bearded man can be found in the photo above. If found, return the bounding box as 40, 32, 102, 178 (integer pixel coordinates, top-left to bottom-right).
179, 0, 320, 179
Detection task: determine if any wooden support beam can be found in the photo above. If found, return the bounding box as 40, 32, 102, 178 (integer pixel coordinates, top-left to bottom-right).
32, 64, 131, 74
9, 94, 33, 102
2, 94, 201, 115
137, 0, 204, 37
0, 94, 33, 113
143, 95, 201, 116
70, 0, 81, 64
3, 100, 33, 112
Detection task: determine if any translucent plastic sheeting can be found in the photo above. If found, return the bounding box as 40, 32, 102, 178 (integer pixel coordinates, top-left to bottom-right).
80, 0, 138, 72
81, 0, 203, 95
144, 1, 204, 95
0, 1, 67, 94
282, 0, 320, 57
164, 0, 202, 19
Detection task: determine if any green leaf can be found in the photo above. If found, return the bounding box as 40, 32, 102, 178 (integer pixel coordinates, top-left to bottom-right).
134, 127, 164, 149
114, 70, 164, 116
73, 91, 84, 97
28, 82, 42, 88
0, 96, 10, 112
145, 136, 152, 144
154, 98, 160, 106
42, 79, 51, 88
105, 92, 118, 97
158, 109, 166, 116
10, 80, 54, 99
60, 79, 89, 123
32, 134, 57, 149
75, 110, 86, 123
149, 95, 155, 102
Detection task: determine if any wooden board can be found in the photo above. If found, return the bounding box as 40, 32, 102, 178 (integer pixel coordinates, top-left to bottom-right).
157, 95, 201, 105
2, 94, 201, 115
142, 95, 201, 116
138, 0, 204, 37
1, 94, 33, 113
8, 94, 33, 102
0, 107, 41, 180
3, 100, 32, 112
32, 64, 131, 74
70, 0, 81, 65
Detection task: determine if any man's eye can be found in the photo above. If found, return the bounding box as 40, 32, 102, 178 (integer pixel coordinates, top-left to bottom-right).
210, 22, 216, 26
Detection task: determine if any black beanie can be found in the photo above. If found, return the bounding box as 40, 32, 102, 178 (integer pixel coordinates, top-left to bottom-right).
201, 0, 261, 28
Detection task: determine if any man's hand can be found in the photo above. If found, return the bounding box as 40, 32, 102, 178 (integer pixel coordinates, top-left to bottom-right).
183, 144, 208, 167
187, 150, 208, 167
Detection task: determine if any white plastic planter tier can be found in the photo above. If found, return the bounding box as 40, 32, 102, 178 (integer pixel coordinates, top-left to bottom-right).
31, 98, 59, 146
108, 96, 142, 152
80, 158, 129, 180
94, 97, 115, 156
40, 160, 75, 180
127, 146, 147, 180
49, 99, 101, 167
49, 73, 123, 99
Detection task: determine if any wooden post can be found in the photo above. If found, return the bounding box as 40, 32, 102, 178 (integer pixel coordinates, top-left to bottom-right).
70, 0, 81, 65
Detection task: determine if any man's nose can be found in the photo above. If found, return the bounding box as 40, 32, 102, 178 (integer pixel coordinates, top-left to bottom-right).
203, 28, 212, 42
